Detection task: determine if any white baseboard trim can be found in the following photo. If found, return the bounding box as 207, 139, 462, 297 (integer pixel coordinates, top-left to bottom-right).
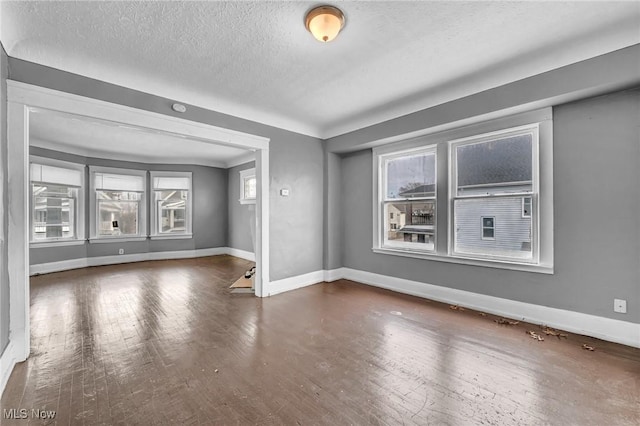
268, 270, 325, 296
0, 340, 18, 398
30, 247, 253, 275
227, 248, 256, 262
324, 267, 347, 282
339, 268, 640, 348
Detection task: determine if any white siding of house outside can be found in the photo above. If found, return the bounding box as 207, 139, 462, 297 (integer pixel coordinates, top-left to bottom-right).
454, 196, 531, 259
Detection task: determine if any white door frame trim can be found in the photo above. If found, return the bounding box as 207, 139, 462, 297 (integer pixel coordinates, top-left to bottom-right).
6, 80, 271, 365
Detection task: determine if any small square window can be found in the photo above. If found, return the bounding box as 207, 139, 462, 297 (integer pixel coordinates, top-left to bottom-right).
481, 217, 495, 240
30, 158, 85, 244
239, 168, 256, 204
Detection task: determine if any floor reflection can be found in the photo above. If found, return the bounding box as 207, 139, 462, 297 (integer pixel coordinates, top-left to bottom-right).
2, 260, 637, 425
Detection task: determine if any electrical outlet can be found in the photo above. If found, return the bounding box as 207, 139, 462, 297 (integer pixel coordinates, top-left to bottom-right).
614, 299, 627, 314
118, 248, 125, 255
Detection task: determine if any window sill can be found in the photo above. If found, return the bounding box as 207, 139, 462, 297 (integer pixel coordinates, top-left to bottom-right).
30, 239, 86, 248
150, 234, 193, 240
89, 237, 147, 244
372, 247, 553, 274
239, 198, 256, 205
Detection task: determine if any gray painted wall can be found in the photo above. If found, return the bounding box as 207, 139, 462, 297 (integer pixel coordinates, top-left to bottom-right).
339, 89, 640, 324
29, 147, 228, 264
227, 161, 255, 253
325, 45, 640, 154
10, 58, 324, 281
0, 43, 9, 355
323, 151, 342, 270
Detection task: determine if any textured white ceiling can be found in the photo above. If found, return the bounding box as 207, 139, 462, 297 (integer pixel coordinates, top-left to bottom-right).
2, 1, 639, 139
29, 109, 253, 168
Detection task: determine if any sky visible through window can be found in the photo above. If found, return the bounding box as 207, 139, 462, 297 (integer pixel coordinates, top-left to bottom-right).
386, 153, 435, 199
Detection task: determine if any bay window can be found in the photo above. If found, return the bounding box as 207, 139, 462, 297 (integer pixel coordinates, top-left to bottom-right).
90, 167, 146, 241
150, 171, 192, 238
30, 158, 85, 244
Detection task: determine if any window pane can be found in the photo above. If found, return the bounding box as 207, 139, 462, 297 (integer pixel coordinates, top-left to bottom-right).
522, 197, 532, 218
156, 190, 188, 234
385, 152, 435, 199
244, 177, 256, 199
32, 184, 76, 241
97, 190, 140, 236
384, 201, 435, 251
456, 134, 532, 196
454, 197, 532, 260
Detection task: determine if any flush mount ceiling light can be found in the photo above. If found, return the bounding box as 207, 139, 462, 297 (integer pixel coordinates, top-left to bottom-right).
305, 5, 345, 43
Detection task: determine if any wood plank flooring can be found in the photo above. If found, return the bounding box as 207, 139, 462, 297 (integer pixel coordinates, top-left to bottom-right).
1, 255, 638, 425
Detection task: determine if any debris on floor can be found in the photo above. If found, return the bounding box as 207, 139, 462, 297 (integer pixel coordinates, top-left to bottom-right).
582, 344, 595, 351
542, 326, 568, 339
478, 312, 487, 317
449, 305, 465, 311
526, 330, 544, 341
494, 318, 520, 326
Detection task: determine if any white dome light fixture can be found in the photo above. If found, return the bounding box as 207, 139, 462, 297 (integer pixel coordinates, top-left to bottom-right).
305, 5, 345, 43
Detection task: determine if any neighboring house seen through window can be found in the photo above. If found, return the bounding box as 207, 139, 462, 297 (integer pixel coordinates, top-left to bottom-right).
380, 146, 437, 252
451, 125, 537, 261
481, 217, 495, 240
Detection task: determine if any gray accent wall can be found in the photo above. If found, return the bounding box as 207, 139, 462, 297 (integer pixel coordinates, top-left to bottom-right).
323, 151, 342, 270
0, 43, 9, 355
29, 147, 228, 265
338, 88, 640, 324
10, 58, 324, 281
227, 161, 255, 253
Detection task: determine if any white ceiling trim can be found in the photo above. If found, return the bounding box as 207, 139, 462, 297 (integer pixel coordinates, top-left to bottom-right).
30, 137, 229, 169
7, 80, 270, 151
226, 152, 256, 169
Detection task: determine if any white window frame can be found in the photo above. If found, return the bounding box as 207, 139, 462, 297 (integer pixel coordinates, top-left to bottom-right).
29, 156, 86, 247
239, 167, 256, 204
372, 108, 553, 274
89, 166, 147, 243
449, 123, 539, 263
376, 144, 437, 253
150, 171, 193, 240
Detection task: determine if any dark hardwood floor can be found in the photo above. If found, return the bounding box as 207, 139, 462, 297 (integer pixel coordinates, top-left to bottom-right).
1, 255, 638, 425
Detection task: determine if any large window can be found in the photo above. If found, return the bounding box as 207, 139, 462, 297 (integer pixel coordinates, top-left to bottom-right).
30, 158, 85, 244
150, 172, 192, 238
373, 110, 553, 273
379, 146, 436, 252
90, 167, 146, 241
451, 125, 537, 262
